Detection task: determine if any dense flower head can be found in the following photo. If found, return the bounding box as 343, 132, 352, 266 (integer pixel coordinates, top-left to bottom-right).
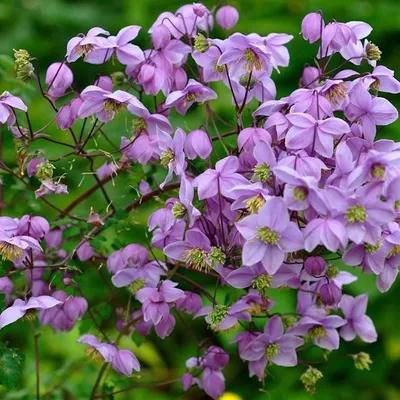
1, 4, 400, 398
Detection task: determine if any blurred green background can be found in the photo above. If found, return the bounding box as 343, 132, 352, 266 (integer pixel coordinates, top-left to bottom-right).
0, 0, 400, 399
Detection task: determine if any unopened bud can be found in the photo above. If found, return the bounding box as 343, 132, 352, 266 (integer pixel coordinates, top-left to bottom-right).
111, 71, 126, 87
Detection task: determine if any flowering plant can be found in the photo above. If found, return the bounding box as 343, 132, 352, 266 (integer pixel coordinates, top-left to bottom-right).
0, 2, 399, 398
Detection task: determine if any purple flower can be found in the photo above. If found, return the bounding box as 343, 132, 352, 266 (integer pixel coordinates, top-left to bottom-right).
242, 315, 303, 370
78, 86, 135, 122
0, 230, 42, 261
78, 334, 117, 362
0, 296, 62, 329
135, 280, 185, 325
184, 129, 212, 160
45, 62, 73, 99
35, 180, 68, 198
285, 113, 350, 158
216, 6, 239, 30
56, 98, 82, 130
17, 215, 50, 240
339, 294, 377, 343
218, 33, 272, 77
128, 97, 172, 136
289, 315, 345, 350
0, 92, 27, 126
152, 127, 186, 188
85, 26, 144, 67
76, 241, 95, 261
193, 156, 249, 200
172, 177, 201, 227
165, 79, 217, 115
345, 82, 398, 141
66, 27, 110, 63
112, 349, 141, 376
364, 66, 400, 94
301, 12, 324, 44
175, 291, 203, 314
163, 229, 211, 271
235, 197, 303, 274
319, 22, 357, 58
195, 300, 251, 331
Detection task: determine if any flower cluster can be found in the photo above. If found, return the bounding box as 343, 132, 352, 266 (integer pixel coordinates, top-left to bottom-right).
0, 3, 399, 398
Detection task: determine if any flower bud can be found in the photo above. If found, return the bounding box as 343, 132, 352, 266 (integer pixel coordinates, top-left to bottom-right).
181, 373, 193, 391
216, 6, 239, 30
352, 352, 372, 370
64, 296, 88, 321
304, 257, 326, 277
184, 129, 212, 160
176, 291, 203, 314
112, 349, 141, 376
14, 49, 34, 82
301, 12, 324, 44
319, 282, 342, 306
300, 367, 323, 394
76, 242, 94, 262
193, 3, 207, 17
194, 33, 210, 53
111, 71, 126, 87
300, 66, 320, 88
45, 62, 73, 92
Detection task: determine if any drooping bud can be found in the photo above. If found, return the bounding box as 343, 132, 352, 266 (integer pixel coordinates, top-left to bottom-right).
14, 49, 34, 82
300, 367, 323, 394
88, 208, 104, 227
301, 12, 324, 44
194, 33, 211, 53
352, 352, 372, 370
216, 5, 239, 30
365, 42, 382, 61
304, 257, 326, 277
319, 282, 342, 306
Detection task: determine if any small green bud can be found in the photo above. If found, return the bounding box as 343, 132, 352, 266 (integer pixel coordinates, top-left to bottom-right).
325, 265, 339, 279
36, 161, 56, 181
352, 352, 372, 370
111, 71, 126, 86
239, 73, 257, 89
194, 33, 210, 53
14, 49, 34, 82
281, 315, 298, 329
300, 367, 323, 395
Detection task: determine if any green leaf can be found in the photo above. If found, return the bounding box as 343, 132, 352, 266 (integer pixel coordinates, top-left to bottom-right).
63, 226, 81, 239
0, 343, 25, 390
131, 330, 144, 347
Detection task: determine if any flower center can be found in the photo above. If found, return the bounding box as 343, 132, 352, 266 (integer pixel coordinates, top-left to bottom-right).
213, 62, 225, 73
308, 326, 327, 340
256, 226, 280, 245
245, 195, 265, 214
325, 265, 339, 279
0, 241, 23, 261
366, 42, 382, 61
209, 304, 228, 328
265, 343, 280, 359
208, 247, 226, 267
371, 164, 385, 179
243, 48, 263, 72
128, 278, 146, 295
103, 99, 127, 118
160, 148, 175, 168
75, 44, 94, 56
85, 348, 104, 362
172, 202, 187, 219
131, 117, 147, 135
293, 187, 308, 202
346, 205, 368, 224
364, 239, 382, 254
21, 309, 37, 322
325, 83, 347, 105
186, 92, 198, 102
395, 200, 400, 211
252, 274, 272, 295
388, 245, 400, 258
253, 163, 271, 182
183, 247, 210, 271
370, 79, 380, 93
